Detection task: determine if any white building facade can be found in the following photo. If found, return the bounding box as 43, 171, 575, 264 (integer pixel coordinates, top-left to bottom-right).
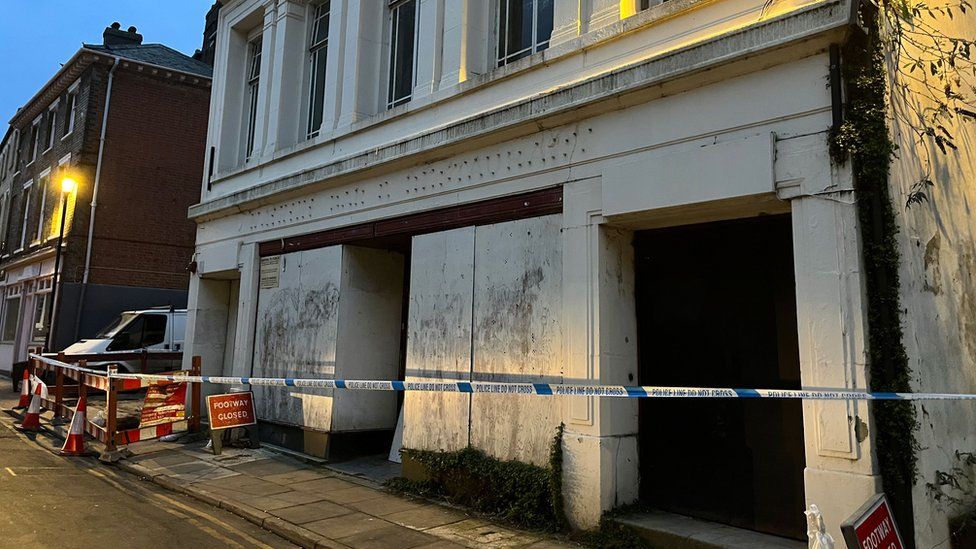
187, 0, 976, 545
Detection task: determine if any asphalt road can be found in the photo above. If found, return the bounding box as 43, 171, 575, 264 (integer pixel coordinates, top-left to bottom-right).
0, 386, 295, 549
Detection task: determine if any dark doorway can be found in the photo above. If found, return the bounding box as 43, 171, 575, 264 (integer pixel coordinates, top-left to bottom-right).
635, 214, 806, 540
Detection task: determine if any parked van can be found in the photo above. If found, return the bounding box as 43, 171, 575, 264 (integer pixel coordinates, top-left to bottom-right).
61, 306, 187, 373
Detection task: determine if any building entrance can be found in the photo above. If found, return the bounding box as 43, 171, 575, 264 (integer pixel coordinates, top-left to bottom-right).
635, 215, 806, 540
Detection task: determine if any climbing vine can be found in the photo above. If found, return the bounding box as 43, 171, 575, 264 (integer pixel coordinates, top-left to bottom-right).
388, 423, 568, 532
831, 2, 920, 537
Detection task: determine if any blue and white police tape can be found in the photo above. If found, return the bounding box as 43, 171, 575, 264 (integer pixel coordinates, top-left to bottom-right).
104, 371, 976, 401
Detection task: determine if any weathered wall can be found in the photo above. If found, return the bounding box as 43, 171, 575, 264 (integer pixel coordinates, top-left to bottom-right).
252, 246, 341, 430
403, 227, 475, 452
332, 246, 404, 432
403, 215, 563, 466
470, 216, 563, 466
886, 9, 976, 548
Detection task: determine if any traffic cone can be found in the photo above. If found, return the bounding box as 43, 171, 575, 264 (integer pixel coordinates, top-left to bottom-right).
15, 383, 42, 432
59, 395, 93, 456
15, 369, 30, 408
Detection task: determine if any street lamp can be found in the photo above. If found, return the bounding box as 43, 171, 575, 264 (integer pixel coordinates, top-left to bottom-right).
43, 177, 75, 352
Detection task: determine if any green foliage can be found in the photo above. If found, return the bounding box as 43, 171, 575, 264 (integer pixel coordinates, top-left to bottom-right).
831, 6, 921, 537
570, 503, 655, 548
389, 423, 567, 532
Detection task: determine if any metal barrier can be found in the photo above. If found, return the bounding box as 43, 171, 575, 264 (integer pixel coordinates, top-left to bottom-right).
26, 353, 201, 453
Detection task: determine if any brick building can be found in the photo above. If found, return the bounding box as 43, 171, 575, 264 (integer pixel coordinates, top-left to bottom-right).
0, 23, 213, 373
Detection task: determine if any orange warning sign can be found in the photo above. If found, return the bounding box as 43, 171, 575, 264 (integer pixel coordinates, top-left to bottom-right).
207, 392, 257, 430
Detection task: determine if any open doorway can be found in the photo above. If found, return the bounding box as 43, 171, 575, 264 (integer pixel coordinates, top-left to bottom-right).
635, 214, 806, 540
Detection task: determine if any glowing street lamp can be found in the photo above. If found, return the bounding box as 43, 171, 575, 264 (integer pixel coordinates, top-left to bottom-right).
44, 177, 76, 352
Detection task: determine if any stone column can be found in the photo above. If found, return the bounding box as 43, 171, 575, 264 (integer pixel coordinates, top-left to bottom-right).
550, 0, 582, 48
232, 243, 261, 379
264, 0, 308, 153
439, 0, 490, 89
413, 0, 444, 101
775, 133, 882, 541
335, 0, 384, 129
560, 178, 640, 528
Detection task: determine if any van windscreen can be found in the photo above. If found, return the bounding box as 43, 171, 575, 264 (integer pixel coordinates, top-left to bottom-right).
94, 313, 137, 339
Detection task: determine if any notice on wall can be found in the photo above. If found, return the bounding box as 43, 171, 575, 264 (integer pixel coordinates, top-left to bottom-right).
207, 391, 257, 430
139, 382, 187, 427
841, 494, 904, 549
260, 256, 281, 289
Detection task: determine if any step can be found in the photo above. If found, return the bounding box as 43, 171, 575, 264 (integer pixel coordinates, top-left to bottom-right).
614, 510, 806, 549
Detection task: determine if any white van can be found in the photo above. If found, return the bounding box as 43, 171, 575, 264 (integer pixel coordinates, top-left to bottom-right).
62, 307, 187, 373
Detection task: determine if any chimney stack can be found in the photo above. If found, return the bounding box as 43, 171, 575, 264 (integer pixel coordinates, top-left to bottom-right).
103, 22, 143, 46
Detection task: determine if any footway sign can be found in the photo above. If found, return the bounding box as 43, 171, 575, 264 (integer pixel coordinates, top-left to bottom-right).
207, 392, 256, 430
841, 494, 904, 549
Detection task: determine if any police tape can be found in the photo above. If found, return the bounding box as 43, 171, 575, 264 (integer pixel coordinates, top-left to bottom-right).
96, 371, 976, 401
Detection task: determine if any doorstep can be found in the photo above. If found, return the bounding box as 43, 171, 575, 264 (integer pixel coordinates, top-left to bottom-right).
614, 511, 806, 549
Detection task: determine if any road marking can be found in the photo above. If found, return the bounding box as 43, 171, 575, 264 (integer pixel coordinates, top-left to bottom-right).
84, 467, 277, 549
4, 467, 15, 476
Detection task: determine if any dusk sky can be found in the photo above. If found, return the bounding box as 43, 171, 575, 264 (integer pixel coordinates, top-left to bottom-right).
1, 1, 213, 123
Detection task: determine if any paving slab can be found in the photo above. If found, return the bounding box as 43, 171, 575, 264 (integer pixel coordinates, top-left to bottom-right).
337, 524, 439, 549
320, 485, 388, 505
384, 505, 468, 531
230, 457, 309, 476
264, 468, 333, 485
347, 493, 424, 516
272, 500, 354, 524
425, 518, 540, 548
293, 476, 361, 493
304, 511, 392, 539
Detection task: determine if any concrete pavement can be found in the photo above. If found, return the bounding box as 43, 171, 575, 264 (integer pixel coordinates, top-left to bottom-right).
118, 440, 574, 548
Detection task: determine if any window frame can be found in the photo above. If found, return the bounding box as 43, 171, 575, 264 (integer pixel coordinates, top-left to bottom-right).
34, 170, 50, 245
27, 118, 41, 166
495, 0, 554, 67
306, 1, 331, 139
62, 83, 79, 139
30, 290, 50, 342
387, 0, 420, 110
1, 294, 21, 343
44, 101, 59, 153
18, 179, 32, 252
243, 34, 263, 162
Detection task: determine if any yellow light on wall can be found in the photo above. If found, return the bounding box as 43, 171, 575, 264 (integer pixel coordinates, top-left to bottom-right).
61, 177, 76, 194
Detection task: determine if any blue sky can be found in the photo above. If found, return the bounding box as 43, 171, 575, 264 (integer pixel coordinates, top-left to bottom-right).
0, 1, 213, 122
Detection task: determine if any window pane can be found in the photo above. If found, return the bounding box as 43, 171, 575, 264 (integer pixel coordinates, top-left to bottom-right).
142, 314, 167, 347
307, 48, 327, 136
31, 293, 47, 341
388, 0, 417, 108
2, 297, 20, 342
312, 2, 330, 45
108, 315, 144, 351
537, 0, 553, 49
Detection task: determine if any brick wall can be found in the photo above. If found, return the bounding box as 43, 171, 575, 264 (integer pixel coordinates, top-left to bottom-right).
85, 68, 209, 290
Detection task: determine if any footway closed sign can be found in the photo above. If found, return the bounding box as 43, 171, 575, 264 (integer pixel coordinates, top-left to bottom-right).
207, 392, 257, 430
841, 494, 904, 549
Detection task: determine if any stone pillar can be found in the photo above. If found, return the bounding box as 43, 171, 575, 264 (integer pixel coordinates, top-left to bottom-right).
588, 0, 626, 33
413, 0, 444, 101
775, 133, 882, 541
439, 0, 490, 89
550, 0, 582, 48
335, 0, 384, 129
232, 243, 261, 379
264, 0, 308, 153
248, 1, 278, 160
560, 179, 640, 528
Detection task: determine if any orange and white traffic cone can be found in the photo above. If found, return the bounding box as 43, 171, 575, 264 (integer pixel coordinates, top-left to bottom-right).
15, 369, 30, 408
15, 383, 42, 432
59, 395, 93, 456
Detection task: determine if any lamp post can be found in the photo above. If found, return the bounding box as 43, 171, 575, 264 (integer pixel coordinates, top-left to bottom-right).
43, 177, 75, 353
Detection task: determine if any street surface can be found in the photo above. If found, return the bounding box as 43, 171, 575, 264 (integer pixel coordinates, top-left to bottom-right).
0, 385, 295, 549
